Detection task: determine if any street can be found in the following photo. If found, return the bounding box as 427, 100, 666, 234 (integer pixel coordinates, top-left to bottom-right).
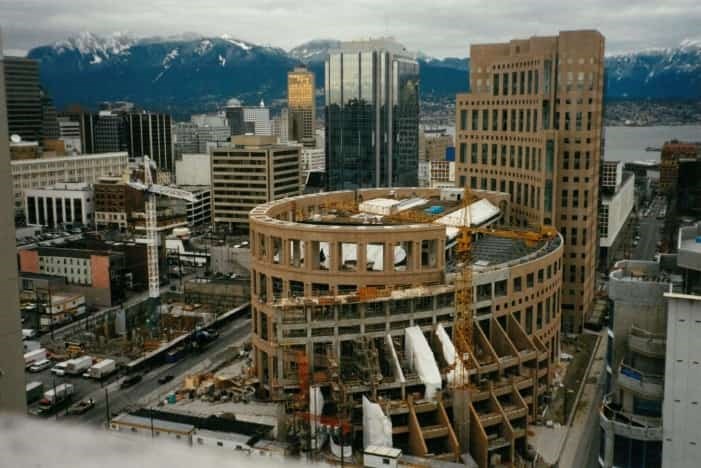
27, 314, 251, 426
632, 196, 666, 261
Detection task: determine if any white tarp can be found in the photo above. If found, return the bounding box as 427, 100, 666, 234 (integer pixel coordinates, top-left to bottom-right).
385, 335, 406, 383
434, 198, 499, 228
362, 396, 393, 449
404, 326, 442, 399
280, 241, 407, 272
435, 324, 468, 386
309, 385, 325, 449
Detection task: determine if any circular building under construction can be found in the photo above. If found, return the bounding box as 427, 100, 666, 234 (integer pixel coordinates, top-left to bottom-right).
249, 187, 563, 467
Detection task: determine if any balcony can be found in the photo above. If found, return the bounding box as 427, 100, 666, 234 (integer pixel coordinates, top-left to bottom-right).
628, 326, 666, 358
600, 394, 662, 441
617, 364, 664, 399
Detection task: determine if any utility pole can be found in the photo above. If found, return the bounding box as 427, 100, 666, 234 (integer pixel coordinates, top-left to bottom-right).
104, 387, 111, 426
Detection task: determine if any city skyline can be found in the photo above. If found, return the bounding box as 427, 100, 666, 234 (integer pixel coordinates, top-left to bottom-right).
1, 0, 699, 58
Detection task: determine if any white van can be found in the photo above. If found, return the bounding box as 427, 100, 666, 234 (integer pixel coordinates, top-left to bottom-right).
51, 361, 69, 376
29, 359, 52, 372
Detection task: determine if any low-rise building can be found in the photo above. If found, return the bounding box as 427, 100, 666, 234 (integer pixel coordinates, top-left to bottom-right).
39, 293, 86, 329
18, 239, 148, 306
25, 183, 93, 228
94, 176, 144, 230
598, 161, 635, 271
11, 151, 128, 212
179, 186, 211, 227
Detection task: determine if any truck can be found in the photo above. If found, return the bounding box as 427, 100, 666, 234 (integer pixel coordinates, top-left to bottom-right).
65, 356, 92, 376
37, 383, 74, 415
26, 381, 44, 404
87, 359, 116, 379
24, 348, 47, 368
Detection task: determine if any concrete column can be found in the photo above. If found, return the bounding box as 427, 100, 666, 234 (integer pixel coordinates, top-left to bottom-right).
603, 425, 614, 467
384, 242, 394, 273
358, 242, 367, 273
413, 241, 422, 271
34, 198, 41, 226
282, 237, 290, 266
437, 238, 446, 270
329, 241, 339, 272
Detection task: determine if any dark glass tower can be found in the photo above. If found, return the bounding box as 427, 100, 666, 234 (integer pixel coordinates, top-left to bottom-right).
2, 56, 42, 142
325, 39, 419, 190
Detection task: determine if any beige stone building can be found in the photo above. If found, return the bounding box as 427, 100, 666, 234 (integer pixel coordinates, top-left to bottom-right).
249, 187, 563, 466
211, 135, 300, 231
455, 30, 605, 332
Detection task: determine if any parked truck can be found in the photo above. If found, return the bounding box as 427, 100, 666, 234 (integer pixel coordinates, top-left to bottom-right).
65, 356, 92, 376
24, 348, 47, 368
87, 359, 116, 379
37, 383, 74, 415
26, 381, 44, 404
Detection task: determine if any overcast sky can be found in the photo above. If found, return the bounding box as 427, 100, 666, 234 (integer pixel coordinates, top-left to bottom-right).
1, 0, 700, 57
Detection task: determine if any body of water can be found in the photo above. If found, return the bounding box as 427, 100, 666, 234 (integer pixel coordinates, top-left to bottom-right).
604, 125, 701, 162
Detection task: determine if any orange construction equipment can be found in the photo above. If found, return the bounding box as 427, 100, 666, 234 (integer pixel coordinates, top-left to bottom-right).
452, 185, 558, 384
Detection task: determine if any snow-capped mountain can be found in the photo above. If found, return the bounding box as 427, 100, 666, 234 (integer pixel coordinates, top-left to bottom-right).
604, 39, 701, 99
27, 33, 296, 115
24, 34, 701, 116
288, 39, 340, 63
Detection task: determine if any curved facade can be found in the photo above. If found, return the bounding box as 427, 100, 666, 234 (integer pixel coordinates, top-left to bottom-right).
250, 187, 562, 390
249, 188, 563, 467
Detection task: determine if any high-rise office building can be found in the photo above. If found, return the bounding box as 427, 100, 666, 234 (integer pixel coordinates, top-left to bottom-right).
40, 87, 59, 142
325, 38, 420, 190
124, 112, 174, 172
94, 112, 125, 153
224, 98, 247, 136
0, 33, 27, 413
288, 66, 316, 146
211, 135, 300, 231
2, 56, 42, 143
243, 101, 272, 136
455, 30, 605, 332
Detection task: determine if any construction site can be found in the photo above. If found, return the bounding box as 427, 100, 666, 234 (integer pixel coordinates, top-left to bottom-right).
247, 187, 564, 467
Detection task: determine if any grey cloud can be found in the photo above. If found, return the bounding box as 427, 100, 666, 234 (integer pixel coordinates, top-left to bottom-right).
1, 0, 700, 57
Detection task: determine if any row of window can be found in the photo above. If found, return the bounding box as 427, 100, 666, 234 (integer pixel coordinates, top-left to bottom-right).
460, 175, 542, 213
561, 189, 591, 209
459, 142, 543, 172
459, 108, 540, 134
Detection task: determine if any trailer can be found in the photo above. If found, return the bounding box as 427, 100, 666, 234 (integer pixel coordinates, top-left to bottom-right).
65, 356, 92, 375
37, 383, 74, 415
24, 348, 47, 368
87, 359, 116, 379
26, 381, 44, 404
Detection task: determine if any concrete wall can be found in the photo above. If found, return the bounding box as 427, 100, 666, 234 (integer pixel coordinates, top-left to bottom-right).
600, 174, 635, 248
0, 31, 27, 412
175, 153, 211, 186
609, 261, 669, 374
663, 293, 701, 468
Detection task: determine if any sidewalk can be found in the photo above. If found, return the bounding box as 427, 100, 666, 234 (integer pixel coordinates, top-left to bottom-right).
530, 330, 606, 466
558, 330, 607, 467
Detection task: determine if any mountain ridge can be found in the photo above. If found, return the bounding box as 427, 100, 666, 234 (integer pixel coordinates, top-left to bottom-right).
23, 33, 701, 116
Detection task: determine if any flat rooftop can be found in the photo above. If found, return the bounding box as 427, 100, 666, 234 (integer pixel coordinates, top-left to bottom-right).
300, 195, 499, 229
